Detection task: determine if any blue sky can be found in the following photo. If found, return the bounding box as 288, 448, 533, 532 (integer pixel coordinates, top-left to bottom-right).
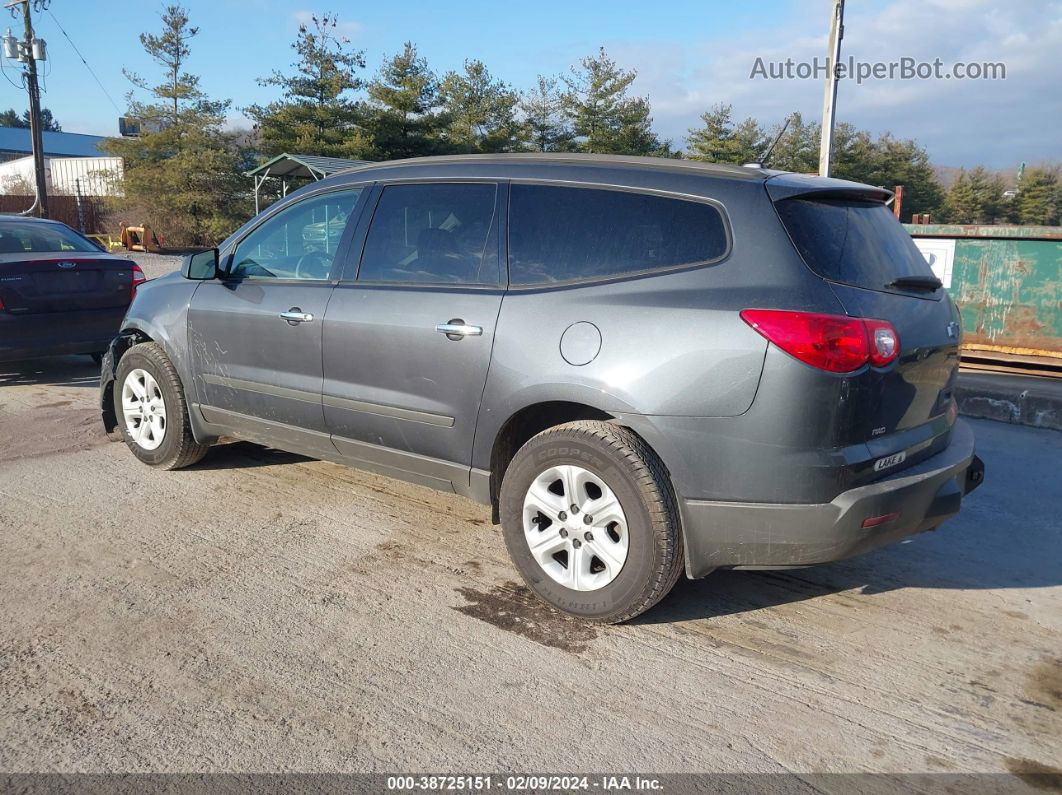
1, 0, 1058, 169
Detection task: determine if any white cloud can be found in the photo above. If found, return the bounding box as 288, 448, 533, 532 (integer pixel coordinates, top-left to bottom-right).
596, 0, 1062, 167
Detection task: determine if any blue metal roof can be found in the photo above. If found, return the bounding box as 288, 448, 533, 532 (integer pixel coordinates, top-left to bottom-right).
0, 126, 106, 157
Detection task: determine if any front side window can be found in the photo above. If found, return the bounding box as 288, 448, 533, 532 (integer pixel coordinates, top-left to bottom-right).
229, 189, 362, 280
358, 183, 499, 285
508, 184, 729, 286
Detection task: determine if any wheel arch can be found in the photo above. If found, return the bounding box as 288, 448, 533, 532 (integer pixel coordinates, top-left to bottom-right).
483, 397, 683, 529
100, 328, 154, 434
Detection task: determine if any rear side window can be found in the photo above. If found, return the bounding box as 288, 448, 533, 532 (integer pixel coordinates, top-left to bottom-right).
775, 198, 936, 291
508, 185, 728, 286
358, 183, 499, 285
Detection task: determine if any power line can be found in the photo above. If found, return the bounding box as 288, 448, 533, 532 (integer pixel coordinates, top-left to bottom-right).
46, 7, 122, 114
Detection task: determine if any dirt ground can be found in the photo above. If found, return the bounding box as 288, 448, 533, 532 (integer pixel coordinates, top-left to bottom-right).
0, 353, 1059, 782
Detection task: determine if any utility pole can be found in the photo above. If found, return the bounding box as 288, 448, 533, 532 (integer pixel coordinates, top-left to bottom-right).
818, 0, 844, 177
3, 0, 48, 217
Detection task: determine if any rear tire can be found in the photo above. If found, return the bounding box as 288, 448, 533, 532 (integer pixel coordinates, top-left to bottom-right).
113, 342, 209, 470
499, 420, 683, 624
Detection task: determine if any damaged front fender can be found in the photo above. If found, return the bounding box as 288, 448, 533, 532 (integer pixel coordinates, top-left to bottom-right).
99, 331, 143, 435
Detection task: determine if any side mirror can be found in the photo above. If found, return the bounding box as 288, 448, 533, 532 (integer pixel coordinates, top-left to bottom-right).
183, 248, 220, 280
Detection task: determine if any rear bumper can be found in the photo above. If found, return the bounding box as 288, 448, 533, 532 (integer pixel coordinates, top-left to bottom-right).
680, 419, 983, 577
0, 307, 125, 362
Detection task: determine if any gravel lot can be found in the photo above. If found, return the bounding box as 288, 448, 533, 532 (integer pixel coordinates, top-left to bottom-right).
0, 352, 1059, 780
122, 252, 184, 281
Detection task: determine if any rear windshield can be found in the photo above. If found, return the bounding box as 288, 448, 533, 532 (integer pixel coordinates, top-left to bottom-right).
0, 221, 101, 254
775, 198, 935, 291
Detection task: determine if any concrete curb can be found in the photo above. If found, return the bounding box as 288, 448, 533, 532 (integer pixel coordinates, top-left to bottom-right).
956, 370, 1062, 431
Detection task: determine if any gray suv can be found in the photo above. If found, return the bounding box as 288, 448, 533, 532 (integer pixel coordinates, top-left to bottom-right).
100, 154, 984, 623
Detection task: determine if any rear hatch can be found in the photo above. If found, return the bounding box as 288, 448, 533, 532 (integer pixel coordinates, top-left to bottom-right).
769, 178, 961, 466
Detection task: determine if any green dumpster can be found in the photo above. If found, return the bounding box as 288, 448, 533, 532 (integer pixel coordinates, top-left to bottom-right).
904, 224, 1062, 366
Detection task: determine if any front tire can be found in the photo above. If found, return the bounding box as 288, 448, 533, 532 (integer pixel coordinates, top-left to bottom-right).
499, 421, 683, 624
113, 342, 209, 470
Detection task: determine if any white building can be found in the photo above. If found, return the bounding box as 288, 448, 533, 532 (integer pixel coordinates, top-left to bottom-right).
0, 155, 124, 197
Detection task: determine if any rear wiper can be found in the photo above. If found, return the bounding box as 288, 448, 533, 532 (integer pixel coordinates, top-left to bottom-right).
887, 275, 942, 292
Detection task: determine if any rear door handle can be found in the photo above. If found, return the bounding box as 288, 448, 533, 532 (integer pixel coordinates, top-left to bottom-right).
436, 319, 482, 340
280, 308, 314, 324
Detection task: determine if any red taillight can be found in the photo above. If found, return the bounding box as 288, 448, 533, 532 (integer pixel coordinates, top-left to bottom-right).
740, 309, 899, 373
131, 264, 146, 299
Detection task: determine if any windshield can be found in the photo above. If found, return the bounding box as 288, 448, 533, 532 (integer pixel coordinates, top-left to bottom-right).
776, 198, 936, 292
0, 221, 102, 255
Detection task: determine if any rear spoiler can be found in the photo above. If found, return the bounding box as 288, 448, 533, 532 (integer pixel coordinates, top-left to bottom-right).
764, 173, 893, 204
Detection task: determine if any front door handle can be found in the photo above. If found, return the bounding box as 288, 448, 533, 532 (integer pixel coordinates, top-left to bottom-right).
436, 319, 482, 340
280, 308, 314, 324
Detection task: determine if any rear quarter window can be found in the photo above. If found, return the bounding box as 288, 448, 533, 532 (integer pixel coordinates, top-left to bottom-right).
775, 198, 936, 292
508, 184, 729, 286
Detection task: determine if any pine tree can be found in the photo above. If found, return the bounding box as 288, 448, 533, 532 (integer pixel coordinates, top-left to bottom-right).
438, 60, 519, 153
1014, 167, 1060, 225
121, 5, 213, 126
518, 76, 574, 152
365, 42, 442, 160
942, 166, 1005, 223
0, 107, 61, 131
245, 13, 369, 158
762, 112, 818, 172
686, 104, 766, 164
103, 4, 248, 245
35, 108, 61, 132
832, 130, 945, 219
562, 48, 663, 155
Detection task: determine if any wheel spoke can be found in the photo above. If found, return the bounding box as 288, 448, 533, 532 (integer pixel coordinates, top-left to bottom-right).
570, 544, 585, 590
129, 377, 146, 400
588, 533, 626, 572
525, 477, 565, 519
560, 465, 581, 505
527, 524, 566, 555
586, 493, 624, 526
